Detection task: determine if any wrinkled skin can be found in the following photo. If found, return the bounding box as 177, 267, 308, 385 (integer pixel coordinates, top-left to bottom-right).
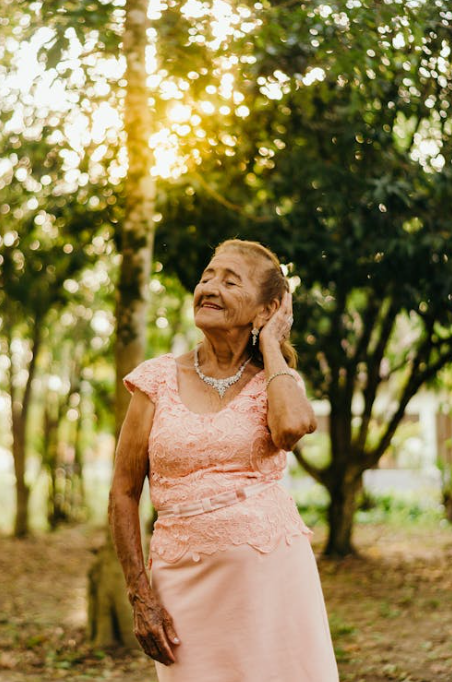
130, 590, 179, 664
109, 249, 316, 666
108, 388, 180, 665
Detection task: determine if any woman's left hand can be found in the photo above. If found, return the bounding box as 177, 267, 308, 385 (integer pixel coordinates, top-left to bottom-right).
259, 290, 294, 348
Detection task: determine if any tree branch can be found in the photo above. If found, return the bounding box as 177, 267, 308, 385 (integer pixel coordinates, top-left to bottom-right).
350, 291, 382, 367
292, 445, 328, 486
365, 320, 450, 468
5, 313, 16, 409
353, 296, 398, 456
21, 317, 42, 422
344, 290, 382, 408
323, 287, 357, 462
324, 287, 348, 389
415, 346, 452, 386
191, 171, 273, 223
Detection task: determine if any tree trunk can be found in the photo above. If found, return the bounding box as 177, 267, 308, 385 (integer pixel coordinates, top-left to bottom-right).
8, 319, 42, 538
88, 0, 155, 649
444, 491, 452, 524
12, 415, 30, 538
43, 396, 60, 529
324, 472, 362, 557
71, 399, 86, 519
114, 0, 155, 435
88, 539, 138, 649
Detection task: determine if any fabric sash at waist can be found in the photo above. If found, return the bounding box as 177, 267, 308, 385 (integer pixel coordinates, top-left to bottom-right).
156, 480, 277, 518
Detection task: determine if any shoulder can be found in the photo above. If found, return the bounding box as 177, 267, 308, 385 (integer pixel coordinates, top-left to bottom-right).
126, 352, 173, 376
141, 353, 174, 371
123, 353, 173, 402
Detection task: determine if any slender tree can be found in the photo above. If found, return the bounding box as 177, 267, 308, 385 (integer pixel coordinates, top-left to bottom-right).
0, 128, 116, 535
0, 0, 122, 536
88, 0, 155, 647
5, 312, 42, 536
115, 0, 155, 433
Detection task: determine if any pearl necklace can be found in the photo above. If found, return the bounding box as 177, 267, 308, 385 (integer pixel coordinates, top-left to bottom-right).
194, 345, 252, 399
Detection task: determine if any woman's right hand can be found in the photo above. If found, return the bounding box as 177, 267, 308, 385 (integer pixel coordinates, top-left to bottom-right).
131, 592, 180, 665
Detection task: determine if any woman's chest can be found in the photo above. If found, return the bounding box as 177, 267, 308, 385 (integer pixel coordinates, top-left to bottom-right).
148, 396, 277, 477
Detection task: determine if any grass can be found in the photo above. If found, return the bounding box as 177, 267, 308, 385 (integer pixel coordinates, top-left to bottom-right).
293, 483, 446, 532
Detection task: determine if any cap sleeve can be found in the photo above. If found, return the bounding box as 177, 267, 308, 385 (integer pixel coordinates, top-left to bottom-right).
123, 357, 165, 404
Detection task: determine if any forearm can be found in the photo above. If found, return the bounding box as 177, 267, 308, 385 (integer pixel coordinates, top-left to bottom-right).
261, 339, 316, 448
108, 490, 153, 603
261, 338, 292, 377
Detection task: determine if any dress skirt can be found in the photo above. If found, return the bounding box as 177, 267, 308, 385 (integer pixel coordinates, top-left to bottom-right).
150, 533, 339, 682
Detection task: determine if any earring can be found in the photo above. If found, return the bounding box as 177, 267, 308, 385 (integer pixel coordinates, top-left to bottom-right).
251, 327, 260, 347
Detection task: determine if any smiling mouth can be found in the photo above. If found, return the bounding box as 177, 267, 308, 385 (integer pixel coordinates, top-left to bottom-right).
201, 303, 223, 310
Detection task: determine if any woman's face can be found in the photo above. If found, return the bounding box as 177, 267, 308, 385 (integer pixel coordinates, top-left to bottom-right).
193, 251, 263, 334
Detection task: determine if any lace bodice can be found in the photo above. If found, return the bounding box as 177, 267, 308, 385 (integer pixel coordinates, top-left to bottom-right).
123, 353, 312, 564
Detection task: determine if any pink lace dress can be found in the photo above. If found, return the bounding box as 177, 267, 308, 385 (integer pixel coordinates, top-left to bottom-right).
124, 353, 339, 682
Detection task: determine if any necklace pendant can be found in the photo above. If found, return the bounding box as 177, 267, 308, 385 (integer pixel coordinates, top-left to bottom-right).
217, 385, 227, 399
194, 345, 251, 399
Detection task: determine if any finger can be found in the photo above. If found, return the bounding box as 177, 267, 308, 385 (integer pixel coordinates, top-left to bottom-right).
154, 639, 176, 666
163, 614, 181, 645
285, 291, 293, 316
287, 291, 293, 316
280, 290, 290, 315
152, 646, 173, 666
281, 292, 292, 325
273, 295, 288, 321
154, 631, 177, 664
141, 633, 175, 666
135, 633, 160, 660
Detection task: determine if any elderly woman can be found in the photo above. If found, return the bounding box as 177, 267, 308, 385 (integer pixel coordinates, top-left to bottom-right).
109, 239, 339, 682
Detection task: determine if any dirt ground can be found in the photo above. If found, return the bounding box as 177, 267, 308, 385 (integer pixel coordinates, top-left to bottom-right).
0, 522, 451, 682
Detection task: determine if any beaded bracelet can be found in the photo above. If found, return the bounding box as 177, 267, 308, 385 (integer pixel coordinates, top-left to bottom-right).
266, 371, 298, 388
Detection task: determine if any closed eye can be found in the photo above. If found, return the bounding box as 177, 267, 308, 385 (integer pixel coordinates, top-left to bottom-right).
199, 278, 237, 286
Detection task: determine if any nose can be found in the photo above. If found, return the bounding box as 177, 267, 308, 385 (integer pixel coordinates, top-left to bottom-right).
200, 278, 220, 296
197, 281, 223, 309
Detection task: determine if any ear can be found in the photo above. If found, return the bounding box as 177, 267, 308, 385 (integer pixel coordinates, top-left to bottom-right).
253, 297, 280, 328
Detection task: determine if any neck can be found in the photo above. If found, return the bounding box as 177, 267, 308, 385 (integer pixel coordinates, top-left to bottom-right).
198, 333, 251, 373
